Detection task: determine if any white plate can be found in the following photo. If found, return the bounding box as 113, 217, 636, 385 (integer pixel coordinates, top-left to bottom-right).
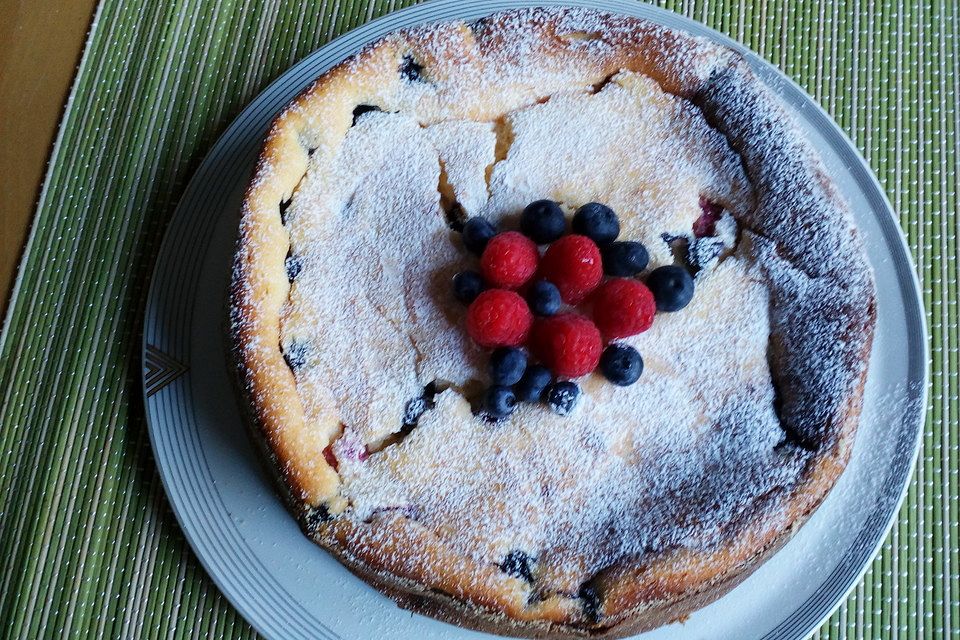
142, 2, 927, 638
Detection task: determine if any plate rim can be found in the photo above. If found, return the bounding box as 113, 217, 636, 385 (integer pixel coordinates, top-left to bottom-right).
142, 2, 929, 639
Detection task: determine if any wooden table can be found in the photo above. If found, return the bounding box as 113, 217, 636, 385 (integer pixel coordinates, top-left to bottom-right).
0, 0, 98, 314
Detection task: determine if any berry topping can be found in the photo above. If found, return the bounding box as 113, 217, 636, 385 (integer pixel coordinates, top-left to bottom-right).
572, 202, 620, 245
283, 340, 308, 370
530, 313, 602, 377
500, 550, 535, 582
514, 364, 552, 402
466, 290, 533, 348
322, 444, 338, 470
351, 104, 382, 125
528, 280, 562, 316
520, 199, 566, 244
592, 278, 656, 339
601, 241, 649, 277
481, 231, 539, 290
489, 347, 528, 386
599, 344, 644, 386
539, 235, 603, 304
452, 270, 484, 304
403, 383, 438, 426
484, 385, 518, 419
647, 265, 695, 312
578, 583, 602, 622
285, 254, 304, 282
546, 381, 581, 416
693, 196, 723, 237
399, 54, 424, 82
462, 217, 497, 255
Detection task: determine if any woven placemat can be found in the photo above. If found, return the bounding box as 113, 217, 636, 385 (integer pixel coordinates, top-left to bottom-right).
0, 1, 955, 638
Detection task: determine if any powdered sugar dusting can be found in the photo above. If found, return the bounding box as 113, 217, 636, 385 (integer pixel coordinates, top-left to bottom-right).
340, 258, 809, 592
479, 71, 752, 268
235, 6, 875, 613
282, 112, 482, 446
279, 63, 812, 590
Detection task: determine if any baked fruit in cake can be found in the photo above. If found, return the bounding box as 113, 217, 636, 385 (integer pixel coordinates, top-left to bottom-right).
229, 7, 877, 638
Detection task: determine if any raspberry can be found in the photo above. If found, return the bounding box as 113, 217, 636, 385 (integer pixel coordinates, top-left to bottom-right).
530, 313, 602, 377
323, 445, 338, 471
466, 289, 533, 348
693, 195, 723, 237
538, 234, 603, 304
481, 231, 539, 289
592, 278, 656, 338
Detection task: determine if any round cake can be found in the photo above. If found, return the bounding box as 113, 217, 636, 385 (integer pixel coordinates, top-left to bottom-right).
229, 8, 877, 638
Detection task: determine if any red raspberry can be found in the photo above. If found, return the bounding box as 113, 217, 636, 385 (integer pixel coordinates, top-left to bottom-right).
538, 234, 603, 304
592, 278, 656, 338
693, 195, 723, 237
530, 313, 602, 377
466, 289, 533, 348
480, 231, 539, 290
323, 445, 339, 471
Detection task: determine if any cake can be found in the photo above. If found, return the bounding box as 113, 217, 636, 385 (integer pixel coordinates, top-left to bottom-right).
229, 8, 876, 638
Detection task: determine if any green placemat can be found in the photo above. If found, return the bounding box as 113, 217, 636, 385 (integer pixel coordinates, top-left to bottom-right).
0, 1, 956, 638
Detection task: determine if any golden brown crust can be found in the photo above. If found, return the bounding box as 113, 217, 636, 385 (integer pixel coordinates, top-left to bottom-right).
229, 7, 877, 637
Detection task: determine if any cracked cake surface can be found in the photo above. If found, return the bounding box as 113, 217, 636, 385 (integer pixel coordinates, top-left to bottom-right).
230, 7, 876, 638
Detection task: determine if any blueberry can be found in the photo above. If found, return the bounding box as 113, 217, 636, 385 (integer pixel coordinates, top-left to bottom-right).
500, 550, 535, 582
578, 582, 602, 622
489, 347, 527, 386
546, 381, 581, 416
462, 217, 497, 255
521, 200, 566, 244
514, 365, 552, 402
305, 505, 333, 531
572, 202, 619, 245
528, 280, 561, 316
601, 241, 648, 277
285, 254, 304, 282
453, 270, 484, 304
283, 340, 308, 370
403, 383, 437, 426
351, 104, 381, 125
484, 385, 518, 419
647, 265, 695, 312
399, 54, 424, 81
599, 344, 643, 386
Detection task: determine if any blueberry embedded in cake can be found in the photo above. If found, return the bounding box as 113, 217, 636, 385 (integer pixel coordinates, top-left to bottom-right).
230, 7, 876, 638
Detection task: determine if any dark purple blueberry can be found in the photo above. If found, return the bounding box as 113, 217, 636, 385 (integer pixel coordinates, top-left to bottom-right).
484, 385, 517, 419
521, 199, 566, 244
462, 217, 497, 255
546, 381, 581, 416
528, 280, 561, 316
572, 202, 619, 245
514, 365, 552, 402
489, 347, 527, 386
400, 54, 424, 81
285, 254, 304, 282
578, 583, 602, 622
453, 270, 484, 304
647, 265, 695, 312
500, 550, 535, 582
403, 382, 439, 427
351, 104, 381, 125
599, 344, 643, 386
283, 341, 308, 370
601, 241, 648, 277
305, 506, 333, 531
